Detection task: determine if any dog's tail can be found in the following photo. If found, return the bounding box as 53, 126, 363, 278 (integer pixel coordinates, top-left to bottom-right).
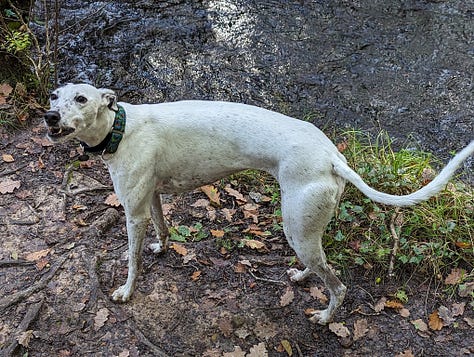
332, 140, 474, 207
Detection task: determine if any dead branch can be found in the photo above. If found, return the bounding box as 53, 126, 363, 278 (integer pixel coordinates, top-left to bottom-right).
1, 299, 44, 356
87, 208, 120, 238
0, 255, 67, 311
388, 208, 402, 278
248, 270, 286, 285
0, 163, 30, 177
0, 259, 35, 268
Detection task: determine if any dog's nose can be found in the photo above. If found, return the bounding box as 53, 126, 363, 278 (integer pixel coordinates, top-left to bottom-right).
44, 111, 60, 126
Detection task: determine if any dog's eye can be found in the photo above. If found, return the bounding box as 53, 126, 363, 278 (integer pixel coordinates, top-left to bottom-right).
75, 95, 87, 104
50, 93, 58, 101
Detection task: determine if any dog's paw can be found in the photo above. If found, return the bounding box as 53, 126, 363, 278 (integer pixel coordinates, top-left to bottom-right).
287, 268, 310, 282
308, 309, 332, 325
149, 242, 166, 254
111, 284, 133, 302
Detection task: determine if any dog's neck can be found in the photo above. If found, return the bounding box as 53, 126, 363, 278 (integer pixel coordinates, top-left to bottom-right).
80, 105, 126, 155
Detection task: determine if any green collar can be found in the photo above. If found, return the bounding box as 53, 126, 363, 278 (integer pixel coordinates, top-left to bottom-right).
81, 104, 126, 155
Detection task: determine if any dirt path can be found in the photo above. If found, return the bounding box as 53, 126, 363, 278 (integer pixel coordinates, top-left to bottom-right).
1, 119, 473, 356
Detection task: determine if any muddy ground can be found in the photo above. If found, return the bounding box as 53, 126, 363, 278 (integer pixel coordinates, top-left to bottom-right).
0, 118, 473, 356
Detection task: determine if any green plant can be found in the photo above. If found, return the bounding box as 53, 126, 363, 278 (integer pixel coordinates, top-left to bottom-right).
324, 130, 474, 279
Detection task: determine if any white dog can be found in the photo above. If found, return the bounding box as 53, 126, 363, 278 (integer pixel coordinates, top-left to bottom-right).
44, 83, 474, 325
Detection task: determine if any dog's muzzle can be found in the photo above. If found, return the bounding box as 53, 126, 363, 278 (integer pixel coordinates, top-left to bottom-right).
44, 110, 75, 139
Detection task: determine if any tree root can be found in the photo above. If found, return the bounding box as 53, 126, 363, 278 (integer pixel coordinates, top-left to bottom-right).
1, 298, 44, 356
0, 255, 67, 311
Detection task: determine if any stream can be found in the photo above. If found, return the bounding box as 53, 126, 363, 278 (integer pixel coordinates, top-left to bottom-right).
39, 0, 473, 180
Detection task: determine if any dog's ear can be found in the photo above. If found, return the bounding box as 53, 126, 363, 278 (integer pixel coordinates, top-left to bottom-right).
99, 88, 118, 111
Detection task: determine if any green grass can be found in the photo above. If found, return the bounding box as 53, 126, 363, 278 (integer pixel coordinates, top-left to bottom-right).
324, 130, 473, 279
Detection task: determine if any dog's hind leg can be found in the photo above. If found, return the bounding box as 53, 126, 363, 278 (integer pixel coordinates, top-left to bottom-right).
149, 191, 169, 254
282, 182, 346, 325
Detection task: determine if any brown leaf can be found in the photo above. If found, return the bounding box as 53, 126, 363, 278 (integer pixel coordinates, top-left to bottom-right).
210, 229, 225, 238
191, 270, 201, 281
455, 241, 471, 249
411, 319, 428, 332
451, 302, 465, 317
0, 178, 21, 194
171, 243, 188, 256
280, 286, 294, 307
242, 203, 260, 223
218, 316, 233, 337
221, 207, 236, 222
243, 239, 267, 251
337, 140, 349, 153
385, 300, 404, 310
398, 308, 410, 318
105, 193, 121, 207
428, 310, 443, 331
396, 349, 415, 357
234, 262, 247, 274
247, 342, 268, 357
35, 257, 49, 271
191, 198, 210, 208
373, 297, 387, 312
25, 248, 51, 262
328, 322, 351, 338
17, 330, 34, 347
464, 317, 474, 327
94, 307, 110, 331
309, 286, 328, 304
2, 154, 14, 162
437, 305, 455, 326
444, 268, 465, 285
201, 185, 220, 206
223, 346, 246, 357
353, 318, 368, 341
224, 185, 247, 203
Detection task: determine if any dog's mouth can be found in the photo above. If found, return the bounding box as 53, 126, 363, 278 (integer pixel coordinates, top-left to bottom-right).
46, 126, 76, 140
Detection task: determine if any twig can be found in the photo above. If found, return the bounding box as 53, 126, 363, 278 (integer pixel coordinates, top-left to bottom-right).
1, 299, 44, 356
0, 255, 67, 311
0, 163, 30, 177
248, 270, 286, 285
0, 259, 35, 268
388, 208, 402, 278
63, 185, 113, 197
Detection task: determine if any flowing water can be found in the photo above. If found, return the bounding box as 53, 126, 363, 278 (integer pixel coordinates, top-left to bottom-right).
40, 0, 473, 180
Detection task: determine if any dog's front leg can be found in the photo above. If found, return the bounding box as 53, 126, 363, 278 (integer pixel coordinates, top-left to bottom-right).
112, 215, 148, 302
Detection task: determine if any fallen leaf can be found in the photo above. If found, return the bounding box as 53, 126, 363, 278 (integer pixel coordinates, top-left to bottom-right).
280, 286, 294, 307
428, 310, 443, 331
105, 193, 121, 207
411, 319, 428, 332
117, 351, 130, 357
224, 185, 247, 203
353, 318, 368, 341
223, 346, 245, 357
210, 229, 225, 238
221, 207, 236, 221
444, 268, 465, 285
280, 340, 293, 356
201, 185, 220, 206
243, 239, 267, 251
234, 327, 250, 339
399, 308, 410, 318
191, 198, 210, 208
218, 317, 233, 337
0, 83, 13, 96
309, 286, 328, 304
2, 154, 14, 162
191, 270, 201, 281
242, 203, 260, 223
171, 243, 188, 256
247, 342, 268, 357
0, 178, 21, 194
396, 349, 415, 357
437, 305, 455, 326
464, 317, 474, 327
385, 300, 404, 310
36, 257, 49, 271
337, 140, 349, 153
451, 302, 465, 317
94, 307, 110, 331
25, 248, 51, 262
373, 297, 387, 312
328, 322, 351, 338
17, 330, 34, 347
455, 241, 471, 249
458, 282, 474, 297
234, 262, 247, 273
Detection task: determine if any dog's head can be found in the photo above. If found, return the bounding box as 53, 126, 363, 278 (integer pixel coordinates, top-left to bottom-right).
44, 83, 117, 143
